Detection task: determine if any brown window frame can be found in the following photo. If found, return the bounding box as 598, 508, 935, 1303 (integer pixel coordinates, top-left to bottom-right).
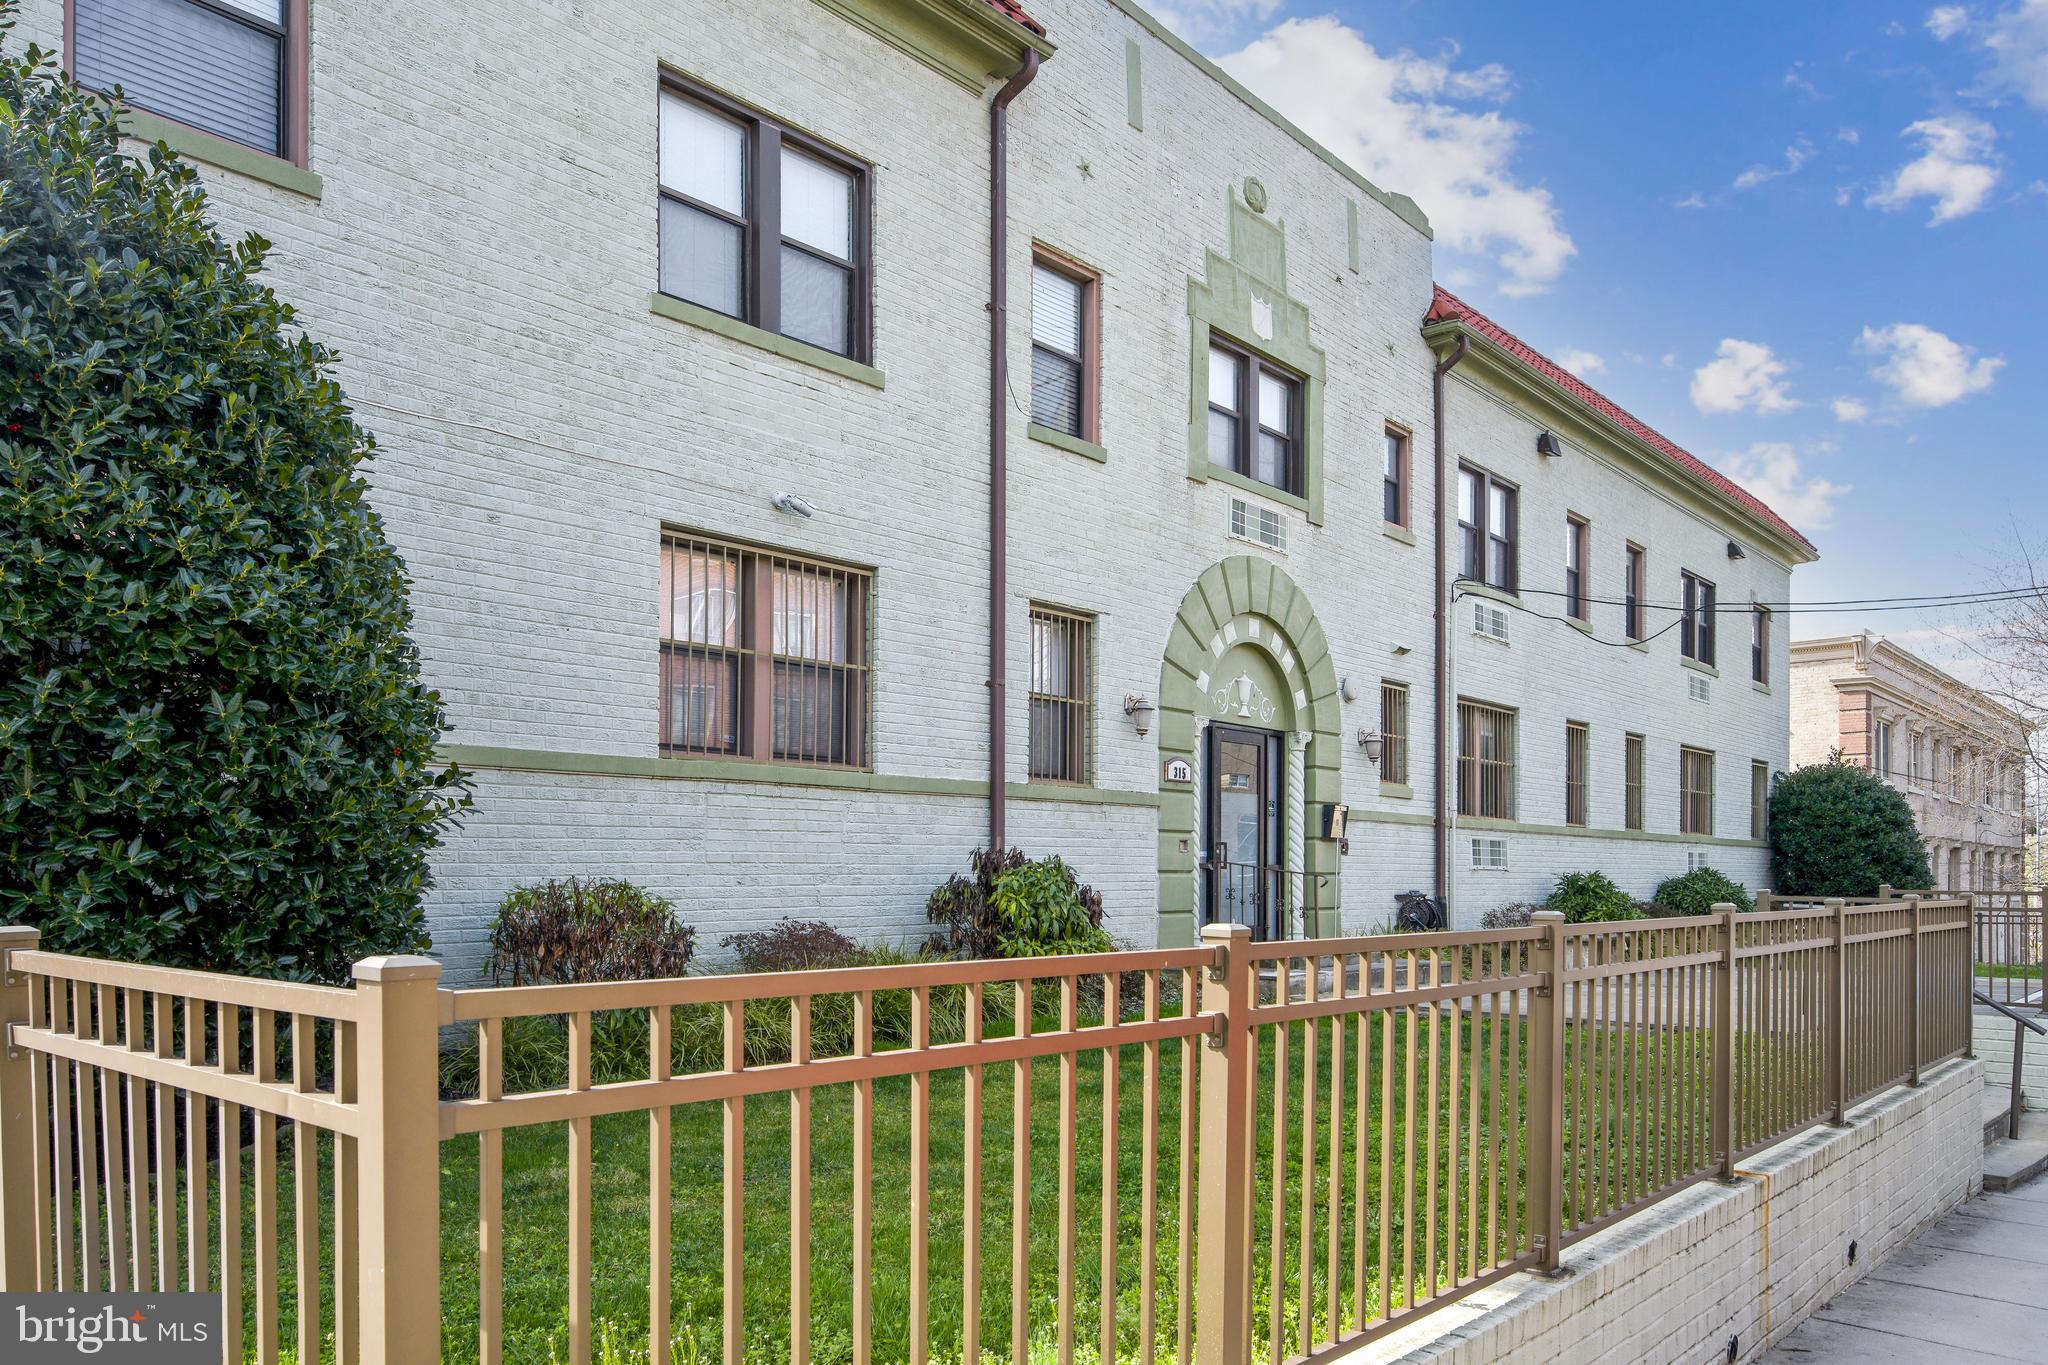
1564, 515, 1590, 622
1457, 463, 1519, 594
1379, 681, 1410, 786
658, 530, 873, 769
1565, 721, 1590, 826
1623, 543, 1646, 641
67, 0, 312, 167
1028, 247, 1100, 443
1207, 334, 1305, 498
1624, 732, 1645, 831
1457, 698, 1518, 820
1750, 760, 1770, 840
1382, 424, 1411, 528
657, 75, 874, 363
1680, 745, 1715, 836
1680, 570, 1717, 666
1750, 605, 1769, 685
1027, 604, 1094, 785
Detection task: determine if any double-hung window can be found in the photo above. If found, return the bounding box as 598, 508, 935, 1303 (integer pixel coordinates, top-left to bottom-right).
1564, 516, 1590, 621
1029, 254, 1097, 440
1207, 338, 1303, 497
1383, 426, 1410, 527
1565, 722, 1590, 826
1457, 465, 1518, 593
1680, 571, 1716, 666
73, 0, 303, 161
1028, 606, 1093, 783
1457, 700, 1517, 819
1379, 681, 1410, 785
1680, 746, 1715, 836
1750, 606, 1769, 684
658, 81, 869, 360
1624, 544, 1645, 641
659, 532, 871, 768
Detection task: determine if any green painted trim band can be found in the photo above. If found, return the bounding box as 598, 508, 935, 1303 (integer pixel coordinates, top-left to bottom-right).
1027, 423, 1109, 463
1125, 38, 1144, 130
1454, 813, 1766, 849
1203, 465, 1310, 515
1346, 199, 1360, 272
1379, 782, 1415, 800
650, 293, 887, 388
119, 108, 323, 199
809, 0, 1054, 93
1381, 523, 1417, 547
1008, 782, 1159, 809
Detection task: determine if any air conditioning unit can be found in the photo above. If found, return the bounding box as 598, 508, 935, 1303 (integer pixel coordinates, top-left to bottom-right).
1687, 850, 1712, 873
1228, 497, 1286, 551
1471, 837, 1509, 870
1473, 603, 1509, 643
1688, 674, 1711, 703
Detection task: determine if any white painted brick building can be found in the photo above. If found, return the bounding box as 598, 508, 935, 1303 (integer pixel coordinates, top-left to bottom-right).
24, 0, 1816, 975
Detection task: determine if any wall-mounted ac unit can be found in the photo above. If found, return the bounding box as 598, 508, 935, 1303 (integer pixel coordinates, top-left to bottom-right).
1473, 603, 1509, 643
1688, 674, 1711, 703
1228, 497, 1286, 551
1471, 837, 1509, 870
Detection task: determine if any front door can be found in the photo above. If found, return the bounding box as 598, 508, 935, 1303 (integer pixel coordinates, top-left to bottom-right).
1203, 723, 1285, 939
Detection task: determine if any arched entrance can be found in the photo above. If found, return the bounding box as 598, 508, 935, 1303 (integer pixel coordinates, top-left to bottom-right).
1155, 557, 1342, 945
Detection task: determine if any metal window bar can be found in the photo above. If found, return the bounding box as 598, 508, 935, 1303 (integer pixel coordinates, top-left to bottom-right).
768, 553, 870, 768
1458, 701, 1517, 820
1680, 747, 1714, 836
659, 533, 746, 755
1380, 683, 1409, 786
1565, 723, 1589, 827
1029, 606, 1093, 783
1624, 734, 1644, 832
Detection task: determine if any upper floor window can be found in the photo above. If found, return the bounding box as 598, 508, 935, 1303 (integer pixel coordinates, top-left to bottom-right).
1457, 465, 1518, 594
659, 531, 871, 768
1564, 516, 1590, 621
1750, 605, 1769, 684
1030, 253, 1098, 440
1623, 544, 1646, 641
1680, 571, 1716, 667
1383, 426, 1410, 528
73, 0, 304, 162
1028, 606, 1093, 784
1873, 721, 1893, 779
658, 81, 869, 360
1457, 699, 1517, 820
1207, 339, 1302, 497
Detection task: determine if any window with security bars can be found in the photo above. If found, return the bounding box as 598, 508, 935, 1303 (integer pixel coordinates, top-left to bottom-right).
1028, 606, 1093, 783
658, 532, 870, 767
1457, 700, 1517, 820
1751, 760, 1769, 840
658, 80, 869, 360
1565, 721, 1589, 826
74, 0, 300, 160
1379, 681, 1409, 785
1030, 255, 1096, 439
1624, 732, 1645, 831
1680, 746, 1715, 836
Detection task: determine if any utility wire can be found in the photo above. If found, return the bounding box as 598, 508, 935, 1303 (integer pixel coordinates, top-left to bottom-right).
1490, 581, 2046, 615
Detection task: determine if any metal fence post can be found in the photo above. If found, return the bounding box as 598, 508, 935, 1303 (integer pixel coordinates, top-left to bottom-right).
1906, 894, 1923, 1085
1713, 904, 1737, 1181
1527, 910, 1566, 1271
1827, 898, 1848, 1126
0, 926, 38, 1291
354, 955, 445, 1365
1195, 922, 1254, 1365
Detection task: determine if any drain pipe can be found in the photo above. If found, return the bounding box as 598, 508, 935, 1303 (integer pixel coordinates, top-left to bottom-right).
987, 50, 1040, 851
1431, 333, 1470, 907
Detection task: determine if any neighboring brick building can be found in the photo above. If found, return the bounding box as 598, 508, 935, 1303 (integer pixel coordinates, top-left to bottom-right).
26, 0, 1815, 973
1790, 634, 2030, 892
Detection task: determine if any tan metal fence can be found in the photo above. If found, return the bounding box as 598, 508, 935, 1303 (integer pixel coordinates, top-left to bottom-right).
0, 897, 1974, 1365
1970, 889, 2045, 1012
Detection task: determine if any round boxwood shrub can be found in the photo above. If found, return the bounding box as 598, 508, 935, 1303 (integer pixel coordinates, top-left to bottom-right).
1545, 871, 1642, 924
1652, 867, 1753, 916
1768, 759, 1930, 898
0, 35, 468, 981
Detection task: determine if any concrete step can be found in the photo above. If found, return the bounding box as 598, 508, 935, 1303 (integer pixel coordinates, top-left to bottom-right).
1983, 1088, 2012, 1146
1983, 1112, 2048, 1192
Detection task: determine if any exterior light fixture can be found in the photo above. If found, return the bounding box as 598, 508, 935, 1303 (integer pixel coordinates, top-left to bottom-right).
1339, 675, 1358, 703
1536, 431, 1564, 458
1124, 694, 1156, 736
772, 492, 816, 517
1726, 540, 1746, 560
1358, 729, 1384, 764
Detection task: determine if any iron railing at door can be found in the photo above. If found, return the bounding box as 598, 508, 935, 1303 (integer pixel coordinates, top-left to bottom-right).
1200, 858, 1330, 941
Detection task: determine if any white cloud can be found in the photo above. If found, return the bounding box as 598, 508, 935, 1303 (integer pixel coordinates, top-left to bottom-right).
1556, 348, 1606, 378
1147, 0, 1284, 48
1857, 323, 2005, 405
1980, 0, 2048, 106
1690, 339, 1801, 415
1217, 18, 1576, 296
1716, 443, 1850, 531
1866, 115, 2001, 222
1928, 5, 1973, 39
1734, 137, 1817, 190
1673, 191, 1710, 209
1836, 126, 1862, 145
1831, 396, 1871, 422
1784, 64, 1822, 98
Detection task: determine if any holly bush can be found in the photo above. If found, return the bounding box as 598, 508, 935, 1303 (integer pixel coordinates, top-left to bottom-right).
1545, 871, 1641, 924
0, 28, 468, 981
1768, 759, 1930, 898
1652, 867, 1753, 916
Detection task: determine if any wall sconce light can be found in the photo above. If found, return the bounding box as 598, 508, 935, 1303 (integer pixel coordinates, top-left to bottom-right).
1339, 675, 1358, 703
1536, 431, 1564, 458
771, 492, 816, 518
1357, 729, 1384, 764
1726, 540, 1747, 560
1124, 694, 1156, 737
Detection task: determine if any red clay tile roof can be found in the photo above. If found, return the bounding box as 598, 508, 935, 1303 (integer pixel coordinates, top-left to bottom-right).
984, 0, 1045, 36
1425, 285, 1816, 557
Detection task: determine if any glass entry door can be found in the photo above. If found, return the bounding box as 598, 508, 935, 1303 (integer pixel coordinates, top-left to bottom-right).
1202, 723, 1285, 939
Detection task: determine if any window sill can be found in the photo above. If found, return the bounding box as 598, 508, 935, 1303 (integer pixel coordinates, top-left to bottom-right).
1681, 657, 1719, 678
1028, 423, 1108, 463
1752, 680, 1771, 696
649, 293, 886, 389
1458, 581, 1521, 608
1382, 522, 1417, 547
1380, 781, 1414, 800
1565, 616, 1593, 636
1627, 639, 1651, 653
1203, 465, 1310, 516
118, 107, 322, 199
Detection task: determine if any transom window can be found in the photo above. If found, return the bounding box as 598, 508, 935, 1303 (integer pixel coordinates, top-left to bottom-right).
1457, 465, 1518, 593
658, 81, 869, 360
1457, 699, 1517, 820
1383, 426, 1410, 527
1681, 571, 1717, 666
73, 0, 302, 161
1680, 746, 1715, 836
1379, 681, 1409, 785
658, 532, 871, 768
1565, 516, 1590, 621
1207, 338, 1303, 497
1028, 606, 1093, 784
1030, 254, 1097, 440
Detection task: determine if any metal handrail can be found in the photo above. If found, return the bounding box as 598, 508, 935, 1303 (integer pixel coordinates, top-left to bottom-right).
1975, 988, 2044, 1140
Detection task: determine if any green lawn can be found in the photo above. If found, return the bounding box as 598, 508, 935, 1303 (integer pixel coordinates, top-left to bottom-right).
1977, 962, 2043, 980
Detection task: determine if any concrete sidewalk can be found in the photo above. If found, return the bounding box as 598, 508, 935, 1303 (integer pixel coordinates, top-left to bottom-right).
1760, 1176, 2048, 1362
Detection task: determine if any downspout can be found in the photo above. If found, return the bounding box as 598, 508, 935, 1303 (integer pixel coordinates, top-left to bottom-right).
988, 50, 1041, 851
1432, 332, 1471, 907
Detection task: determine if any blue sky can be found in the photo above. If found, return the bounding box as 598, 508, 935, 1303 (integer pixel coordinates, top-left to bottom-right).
1166, 1, 2045, 672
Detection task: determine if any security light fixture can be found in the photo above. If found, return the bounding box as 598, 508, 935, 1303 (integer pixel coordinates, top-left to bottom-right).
1339, 676, 1359, 703
1726, 540, 1746, 560
772, 492, 816, 518
1358, 729, 1385, 764
1124, 693, 1156, 737
1536, 431, 1564, 458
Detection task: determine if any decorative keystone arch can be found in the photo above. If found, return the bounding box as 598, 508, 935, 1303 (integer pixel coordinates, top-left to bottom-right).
1155, 556, 1343, 946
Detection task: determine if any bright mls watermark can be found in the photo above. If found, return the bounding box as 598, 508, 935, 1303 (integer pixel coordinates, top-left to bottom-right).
2, 1295, 219, 1362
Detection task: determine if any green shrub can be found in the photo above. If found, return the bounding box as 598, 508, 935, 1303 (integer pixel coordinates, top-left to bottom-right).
1545, 871, 1641, 924
926, 846, 1106, 959
722, 919, 864, 974
0, 33, 469, 981
1652, 867, 1753, 916
1769, 759, 1931, 898
484, 878, 696, 986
